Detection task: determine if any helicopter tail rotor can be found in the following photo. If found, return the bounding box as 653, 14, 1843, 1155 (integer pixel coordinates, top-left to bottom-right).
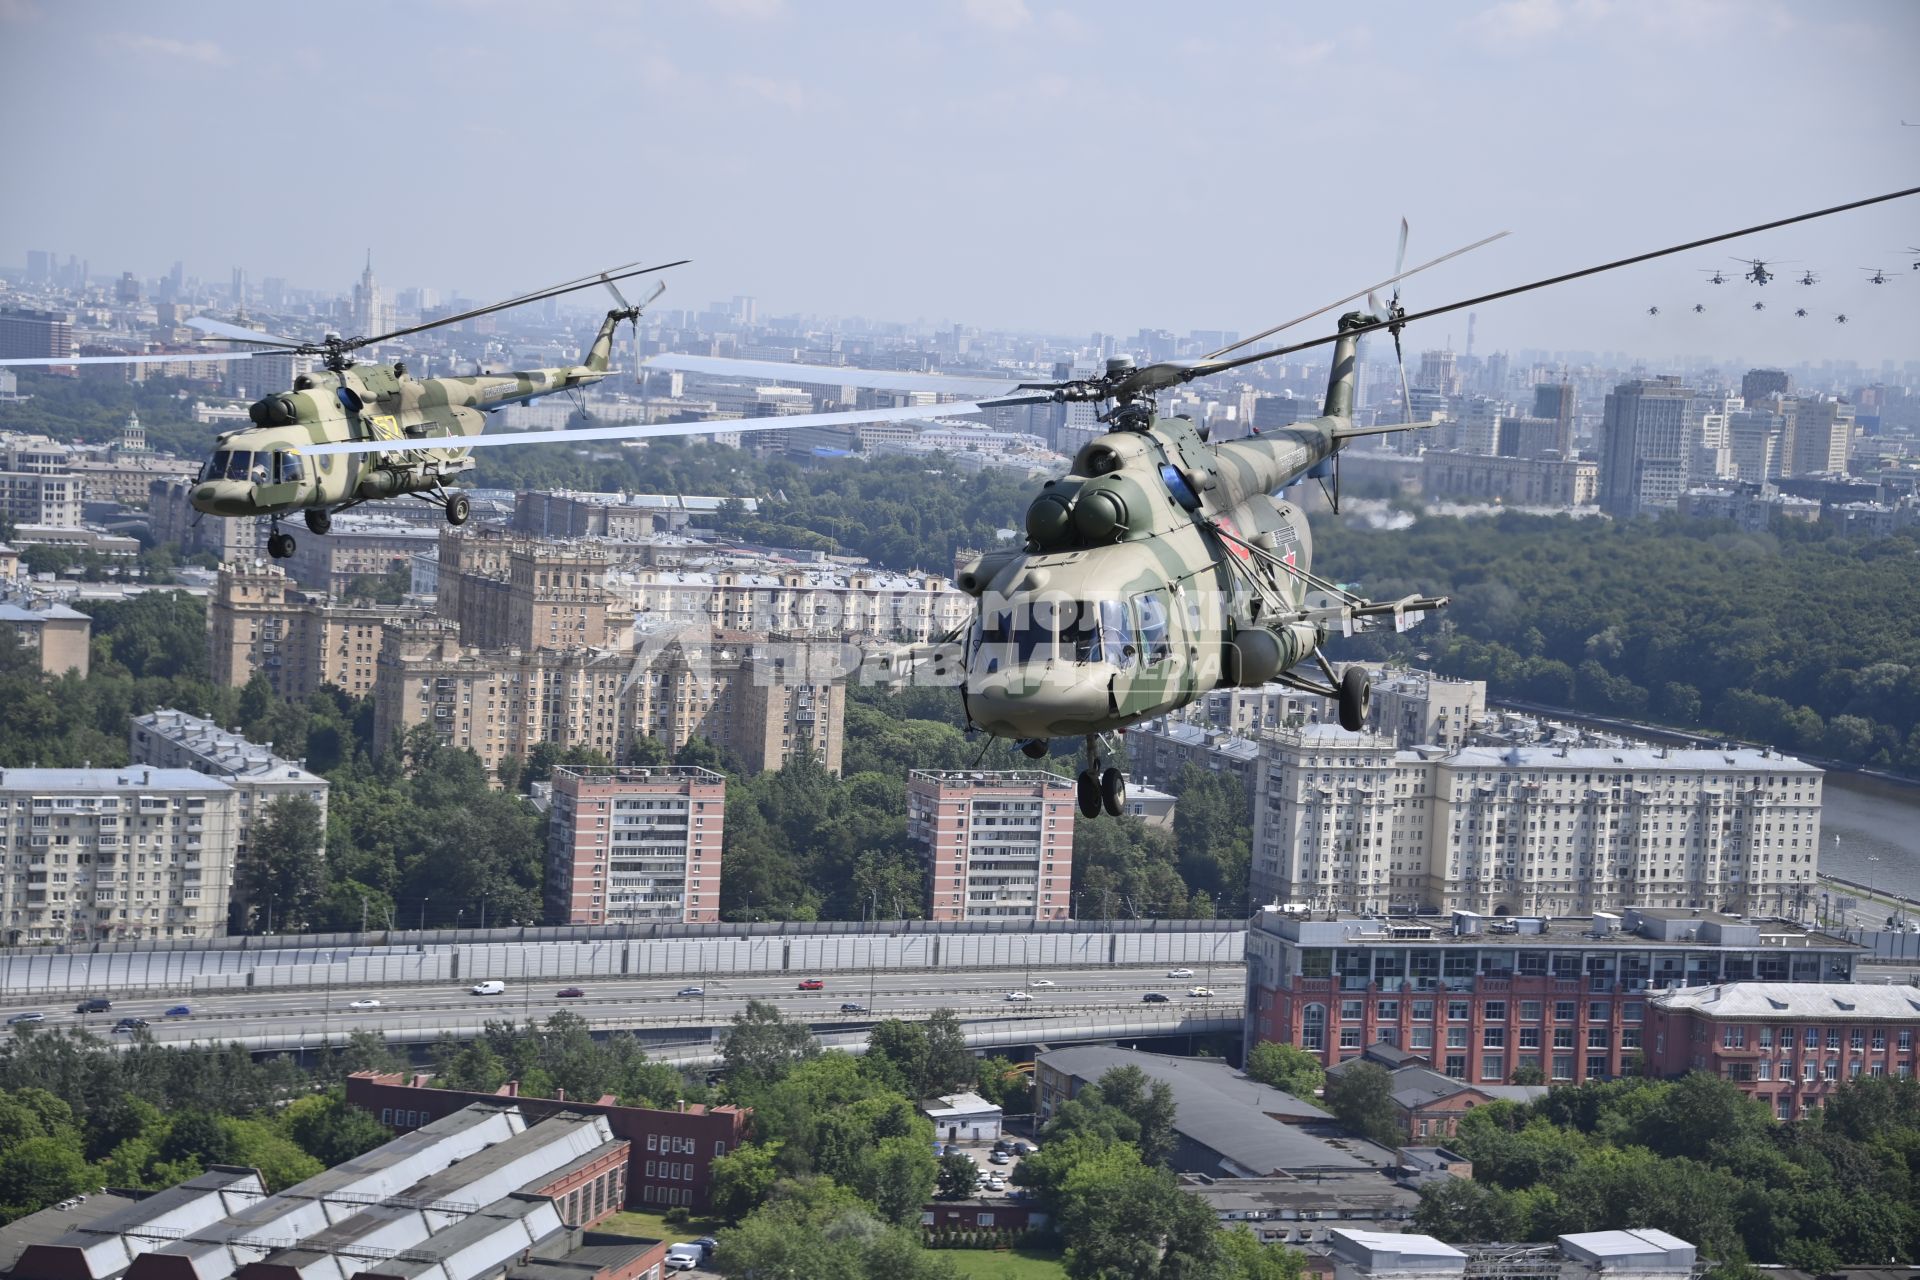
1367, 217, 1414, 426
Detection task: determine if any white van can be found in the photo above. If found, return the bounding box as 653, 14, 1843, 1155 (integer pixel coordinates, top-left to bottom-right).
665, 1243, 702, 1271
470, 981, 506, 996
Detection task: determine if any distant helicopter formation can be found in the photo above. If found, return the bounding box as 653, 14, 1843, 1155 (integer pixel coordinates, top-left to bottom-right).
1650, 242, 1905, 323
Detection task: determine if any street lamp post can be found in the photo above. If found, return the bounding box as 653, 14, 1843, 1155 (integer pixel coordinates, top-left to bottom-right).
420, 897, 429, 933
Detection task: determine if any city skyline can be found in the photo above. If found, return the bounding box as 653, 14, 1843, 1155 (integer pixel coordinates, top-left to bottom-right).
1, 0, 1915, 366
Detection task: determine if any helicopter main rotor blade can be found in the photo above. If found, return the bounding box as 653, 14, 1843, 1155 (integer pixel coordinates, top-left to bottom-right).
351, 259, 688, 350
0, 350, 267, 367
1204, 229, 1509, 361
645, 352, 1029, 399
1203, 184, 1920, 381
299, 400, 987, 457
186, 316, 311, 349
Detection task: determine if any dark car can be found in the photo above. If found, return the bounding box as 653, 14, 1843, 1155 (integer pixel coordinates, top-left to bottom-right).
677, 986, 705, 998
75, 998, 111, 1014
694, 1237, 719, 1264
1141, 992, 1170, 1003
7, 1011, 45, 1026
556, 987, 585, 999
112, 1017, 148, 1033
165, 1005, 191, 1018
839, 1002, 867, 1014
797, 979, 824, 991
1011, 1141, 1032, 1156
993, 1139, 1012, 1154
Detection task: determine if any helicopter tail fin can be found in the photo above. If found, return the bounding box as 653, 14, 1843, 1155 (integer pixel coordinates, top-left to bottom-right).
582, 310, 625, 375
1320, 314, 1366, 420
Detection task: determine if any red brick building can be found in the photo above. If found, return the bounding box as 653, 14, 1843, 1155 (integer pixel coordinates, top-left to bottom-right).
347, 1072, 749, 1212
1643, 982, 1920, 1119
1244, 906, 1863, 1087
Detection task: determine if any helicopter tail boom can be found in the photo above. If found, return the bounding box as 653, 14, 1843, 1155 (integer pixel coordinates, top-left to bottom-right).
582, 308, 627, 375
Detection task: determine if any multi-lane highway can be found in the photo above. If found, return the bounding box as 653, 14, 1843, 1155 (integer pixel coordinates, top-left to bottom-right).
2, 962, 1247, 1049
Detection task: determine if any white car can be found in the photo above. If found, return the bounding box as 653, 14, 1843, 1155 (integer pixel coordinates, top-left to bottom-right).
1029, 978, 1055, 987
1187, 986, 1215, 999
1004, 990, 1033, 1002
348, 998, 382, 1009
1167, 968, 1194, 978
471, 981, 506, 996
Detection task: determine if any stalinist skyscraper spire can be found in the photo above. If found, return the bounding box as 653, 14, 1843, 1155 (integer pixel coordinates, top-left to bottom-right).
351, 250, 389, 340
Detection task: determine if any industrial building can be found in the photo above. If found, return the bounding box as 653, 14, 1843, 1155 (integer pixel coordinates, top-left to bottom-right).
1244, 904, 1863, 1082
0, 1102, 671, 1280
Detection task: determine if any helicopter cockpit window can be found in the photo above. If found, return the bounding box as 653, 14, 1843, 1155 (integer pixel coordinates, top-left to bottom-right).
223, 450, 255, 481
275, 452, 303, 483
1134, 591, 1171, 666
200, 452, 226, 482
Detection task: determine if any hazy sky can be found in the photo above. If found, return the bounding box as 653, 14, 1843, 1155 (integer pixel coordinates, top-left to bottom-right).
4, 0, 1916, 367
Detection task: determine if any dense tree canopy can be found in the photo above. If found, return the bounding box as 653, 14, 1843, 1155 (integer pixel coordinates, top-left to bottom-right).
1418, 1073, 1920, 1269
1319, 510, 1920, 772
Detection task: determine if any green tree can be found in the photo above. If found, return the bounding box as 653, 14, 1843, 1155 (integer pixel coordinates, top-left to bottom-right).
936, 1152, 978, 1199
1510, 1063, 1547, 1085
718, 1005, 814, 1097
279, 1089, 391, 1167
708, 1141, 783, 1225
0, 1138, 92, 1223
1092, 1065, 1178, 1167
922, 1010, 976, 1097
1244, 1042, 1325, 1100
1215, 1226, 1308, 1280
243, 794, 328, 933
1324, 1062, 1403, 1148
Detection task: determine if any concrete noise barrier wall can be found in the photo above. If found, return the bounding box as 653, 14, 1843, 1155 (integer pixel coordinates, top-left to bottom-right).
1, 927, 1244, 999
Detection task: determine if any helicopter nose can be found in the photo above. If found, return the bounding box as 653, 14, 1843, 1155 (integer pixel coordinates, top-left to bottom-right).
190, 480, 258, 517
966, 661, 1110, 738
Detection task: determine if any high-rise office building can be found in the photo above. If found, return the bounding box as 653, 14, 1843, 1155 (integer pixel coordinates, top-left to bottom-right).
1787, 397, 1854, 476
351, 253, 390, 340
545, 764, 725, 924
908, 770, 1075, 922
0, 308, 74, 361
1533, 382, 1576, 458
1598, 377, 1694, 517
1741, 368, 1792, 403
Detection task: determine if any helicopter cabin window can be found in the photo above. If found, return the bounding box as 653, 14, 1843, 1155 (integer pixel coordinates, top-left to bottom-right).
1097, 599, 1134, 670
1134, 592, 1171, 666
275, 452, 303, 483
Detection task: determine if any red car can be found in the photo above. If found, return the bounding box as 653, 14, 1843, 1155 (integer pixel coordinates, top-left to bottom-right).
797, 979, 824, 990
556, 987, 585, 999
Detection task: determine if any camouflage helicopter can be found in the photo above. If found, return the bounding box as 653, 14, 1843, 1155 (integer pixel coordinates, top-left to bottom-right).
1, 259, 687, 559
156, 187, 1920, 817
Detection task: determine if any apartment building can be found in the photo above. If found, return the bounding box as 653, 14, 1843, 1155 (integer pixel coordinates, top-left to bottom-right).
373, 623, 847, 779
0, 767, 237, 943
1243, 904, 1863, 1084
0, 600, 90, 676
282, 512, 442, 594
209, 559, 425, 698
1421, 451, 1599, 508
907, 770, 1075, 922
1251, 726, 1822, 918
438, 526, 625, 651
1645, 982, 1920, 1119
128, 709, 329, 926
616, 563, 968, 643
545, 765, 725, 925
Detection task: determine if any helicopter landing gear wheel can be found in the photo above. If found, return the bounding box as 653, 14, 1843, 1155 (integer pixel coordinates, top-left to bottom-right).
1338, 665, 1371, 732
445, 492, 471, 527
266, 531, 296, 560
304, 509, 332, 536
1100, 767, 1126, 817
1077, 771, 1101, 819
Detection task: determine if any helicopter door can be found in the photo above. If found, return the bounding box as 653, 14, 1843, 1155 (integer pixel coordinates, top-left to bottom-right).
1113, 588, 1181, 718
253, 450, 307, 508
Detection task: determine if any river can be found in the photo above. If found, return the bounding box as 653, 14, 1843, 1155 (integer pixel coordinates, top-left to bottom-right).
1821, 772, 1920, 900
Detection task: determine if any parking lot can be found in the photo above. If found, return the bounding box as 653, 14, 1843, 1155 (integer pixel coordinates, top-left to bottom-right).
938, 1138, 1031, 1198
